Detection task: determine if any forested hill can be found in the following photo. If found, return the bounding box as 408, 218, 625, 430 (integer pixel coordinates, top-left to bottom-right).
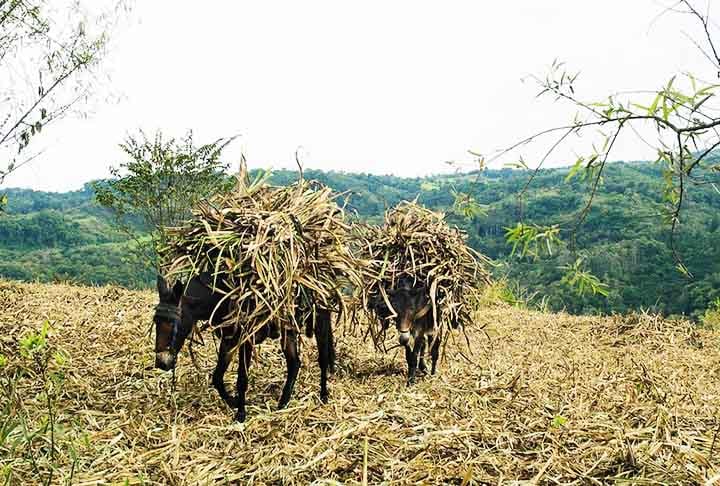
1, 161, 719, 318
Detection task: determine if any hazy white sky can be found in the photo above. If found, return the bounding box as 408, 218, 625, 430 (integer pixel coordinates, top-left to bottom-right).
5, 0, 709, 191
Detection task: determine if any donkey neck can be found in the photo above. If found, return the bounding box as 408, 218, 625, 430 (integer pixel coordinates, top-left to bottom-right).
182, 276, 228, 322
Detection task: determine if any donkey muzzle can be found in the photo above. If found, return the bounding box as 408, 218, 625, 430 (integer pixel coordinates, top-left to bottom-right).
155, 351, 176, 371
398, 331, 412, 347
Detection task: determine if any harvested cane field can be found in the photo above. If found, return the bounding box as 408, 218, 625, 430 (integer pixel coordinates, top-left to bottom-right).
2, 280, 720, 485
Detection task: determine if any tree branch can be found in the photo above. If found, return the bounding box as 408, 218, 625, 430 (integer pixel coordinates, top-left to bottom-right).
574, 120, 626, 231
0, 58, 86, 148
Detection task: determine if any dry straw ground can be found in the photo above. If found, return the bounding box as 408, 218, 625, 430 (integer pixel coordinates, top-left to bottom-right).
2, 279, 720, 485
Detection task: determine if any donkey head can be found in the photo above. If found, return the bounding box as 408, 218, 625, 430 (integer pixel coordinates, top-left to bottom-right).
153, 275, 193, 371
388, 276, 430, 346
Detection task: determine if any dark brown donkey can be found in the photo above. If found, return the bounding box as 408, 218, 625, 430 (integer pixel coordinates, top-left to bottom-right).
153, 273, 335, 422
371, 276, 448, 385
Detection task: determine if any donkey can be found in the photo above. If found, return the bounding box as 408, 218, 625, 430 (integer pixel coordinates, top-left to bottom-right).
153, 273, 335, 422
371, 276, 443, 385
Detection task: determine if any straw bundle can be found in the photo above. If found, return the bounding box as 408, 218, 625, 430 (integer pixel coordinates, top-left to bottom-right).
160, 174, 365, 338
355, 201, 492, 335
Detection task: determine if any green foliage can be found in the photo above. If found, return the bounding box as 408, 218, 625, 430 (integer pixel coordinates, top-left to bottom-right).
551, 415, 568, 428
0, 210, 85, 249
0, 161, 719, 318
481, 277, 547, 311
494, 6, 720, 286
473, 4, 720, 307
504, 223, 561, 259
560, 258, 610, 297
701, 298, 720, 330
1, 321, 83, 484
451, 189, 488, 220
93, 130, 235, 271
19, 321, 49, 358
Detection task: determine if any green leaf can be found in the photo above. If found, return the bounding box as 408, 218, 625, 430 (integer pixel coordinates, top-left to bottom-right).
676, 263, 693, 279
504, 223, 560, 260
631, 103, 650, 112
53, 350, 68, 367
696, 84, 720, 96
693, 94, 713, 111
665, 75, 676, 93
551, 415, 568, 428
648, 91, 662, 115
564, 157, 584, 183
560, 258, 610, 297
452, 191, 488, 220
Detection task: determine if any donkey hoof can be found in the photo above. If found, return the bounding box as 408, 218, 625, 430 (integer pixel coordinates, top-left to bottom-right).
320, 391, 329, 404
278, 398, 290, 410
215, 391, 239, 408
234, 411, 246, 423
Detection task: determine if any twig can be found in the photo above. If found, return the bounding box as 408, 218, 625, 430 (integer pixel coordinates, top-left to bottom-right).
295, 147, 304, 181
575, 119, 626, 230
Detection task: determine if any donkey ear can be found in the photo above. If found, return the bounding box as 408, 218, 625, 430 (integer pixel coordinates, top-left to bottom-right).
157, 275, 170, 296
172, 280, 184, 301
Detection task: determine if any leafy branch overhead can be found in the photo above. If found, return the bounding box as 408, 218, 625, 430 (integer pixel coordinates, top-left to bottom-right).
504, 222, 561, 260
459, 0, 720, 294
450, 189, 489, 220
0, 0, 131, 209
560, 257, 610, 297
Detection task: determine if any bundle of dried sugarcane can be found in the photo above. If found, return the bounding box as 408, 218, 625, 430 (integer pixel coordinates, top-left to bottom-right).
160, 171, 366, 339
355, 201, 492, 333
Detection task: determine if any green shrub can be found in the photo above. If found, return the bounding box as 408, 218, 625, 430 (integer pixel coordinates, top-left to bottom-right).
701, 298, 720, 330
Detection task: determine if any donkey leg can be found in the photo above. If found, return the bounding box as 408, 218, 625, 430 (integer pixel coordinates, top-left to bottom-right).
278, 329, 301, 409
404, 344, 416, 385
405, 336, 424, 386
234, 341, 253, 422
430, 335, 441, 375
212, 335, 239, 407
417, 338, 428, 374
314, 310, 332, 403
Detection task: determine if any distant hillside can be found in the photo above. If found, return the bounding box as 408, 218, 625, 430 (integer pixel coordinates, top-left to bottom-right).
0, 185, 151, 287
1, 161, 719, 317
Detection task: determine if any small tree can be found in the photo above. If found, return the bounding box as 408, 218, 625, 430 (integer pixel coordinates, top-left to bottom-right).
94, 130, 235, 271
0, 0, 131, 209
